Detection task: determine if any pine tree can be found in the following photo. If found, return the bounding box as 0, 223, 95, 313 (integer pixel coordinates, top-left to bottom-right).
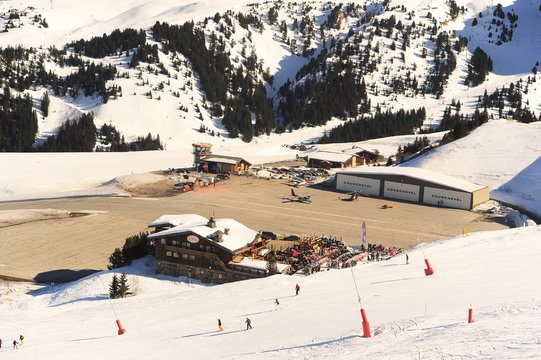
118, 273, 130, 298
108, 248, 125, 270
266, 254, 279, 276
109, 274, 120, 299
41, 92, 50, 117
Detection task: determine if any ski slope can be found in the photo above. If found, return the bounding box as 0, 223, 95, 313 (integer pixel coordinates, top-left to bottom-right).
0, 225, 540, 359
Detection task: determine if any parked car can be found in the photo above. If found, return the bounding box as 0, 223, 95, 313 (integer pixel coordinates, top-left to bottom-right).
217, 172, 230, 180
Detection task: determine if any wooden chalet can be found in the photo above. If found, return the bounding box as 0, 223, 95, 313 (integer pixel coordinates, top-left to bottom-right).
342, 146, 381, 164
200, 155, 251, 174
307, 151, 364, 170
148, 214, 287, 283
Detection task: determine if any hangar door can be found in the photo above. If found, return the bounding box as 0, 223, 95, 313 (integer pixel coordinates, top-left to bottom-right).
383, 181, 420, 202
336, 174, 380, 196
423, 187, 471, 210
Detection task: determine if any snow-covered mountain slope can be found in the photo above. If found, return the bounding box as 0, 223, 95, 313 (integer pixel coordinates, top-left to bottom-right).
1, 0, 539, 149
404, 120, 541, 217
0, 225, 540, 359
0, 0, 256, 48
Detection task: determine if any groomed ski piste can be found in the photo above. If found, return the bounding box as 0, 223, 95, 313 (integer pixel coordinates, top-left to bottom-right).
0, 225, 540, 359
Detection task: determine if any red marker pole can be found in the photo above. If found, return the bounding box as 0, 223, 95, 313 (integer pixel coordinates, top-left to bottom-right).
424, 258, 434, 276
360, 308, 371, 338
468, 305, 474, 324
116, 319, 126, 335
350, 267, 371, 338
418, 239, 434, 276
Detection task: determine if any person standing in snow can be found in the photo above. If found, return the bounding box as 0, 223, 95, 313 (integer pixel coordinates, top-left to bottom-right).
218, 319, 223, 332
295, 283, 300, 296
406, 254, 409, 265
19, 335, 24, 346
274, 298, 280, 310
12, 340, 18, 350
245, 317, 252, 330
0, 338, 2, 348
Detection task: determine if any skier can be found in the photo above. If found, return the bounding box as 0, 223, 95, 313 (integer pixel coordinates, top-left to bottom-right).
274, 298, 280, 310
406, 254, 409, 265
245, 317, 252, 330
19, 335, 24, 346
13, 340, 18, 350
295, 283, 300, 296
218, 318, 223, 332
0, 338, 2, 348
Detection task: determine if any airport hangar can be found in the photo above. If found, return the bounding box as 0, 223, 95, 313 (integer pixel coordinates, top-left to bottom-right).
335, 167, 490, 210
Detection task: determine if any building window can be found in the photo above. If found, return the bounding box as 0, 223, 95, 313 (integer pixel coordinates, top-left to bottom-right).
161, 239, 166, 245
172, 240, 178, 246
218, 274, 223, 279
166, 251, 172, 257
188, 255, 195, 261
173, 252, 179, 258
181, 254, 188, 260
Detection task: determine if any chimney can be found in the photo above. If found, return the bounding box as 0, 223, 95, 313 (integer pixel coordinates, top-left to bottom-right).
207, 217, 216, 228
224, 228, 230, 235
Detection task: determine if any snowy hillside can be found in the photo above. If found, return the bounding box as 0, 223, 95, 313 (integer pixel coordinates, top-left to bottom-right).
405, 120, 541, 218
0, 225, 540, 359
1, 0, 539, 150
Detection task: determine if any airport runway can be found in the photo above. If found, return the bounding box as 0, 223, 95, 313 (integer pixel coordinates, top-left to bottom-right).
0, 176, 507, 281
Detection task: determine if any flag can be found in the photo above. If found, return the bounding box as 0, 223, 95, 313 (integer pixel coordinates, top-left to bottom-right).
362, 221, 367, 244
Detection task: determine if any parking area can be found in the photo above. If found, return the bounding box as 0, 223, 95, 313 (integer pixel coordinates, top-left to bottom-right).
0, 174, 508, 281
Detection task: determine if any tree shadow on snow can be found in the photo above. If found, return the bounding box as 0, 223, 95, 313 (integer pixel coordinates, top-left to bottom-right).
34, 269, 100, 283
49, 295, 109, 307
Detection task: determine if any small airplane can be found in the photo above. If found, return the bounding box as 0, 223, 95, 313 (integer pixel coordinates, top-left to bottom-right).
345, 191, 360, 201
289, 189, 312, 204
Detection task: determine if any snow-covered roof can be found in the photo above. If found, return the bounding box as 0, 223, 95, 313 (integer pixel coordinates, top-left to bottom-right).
202, 155, 251, 165
148, 217, 258, 253
232, 257, 289, 272
148, 214, 208, 228
342, 147, 378, 156
337, 166, 487, 193
308, 151, 355, 164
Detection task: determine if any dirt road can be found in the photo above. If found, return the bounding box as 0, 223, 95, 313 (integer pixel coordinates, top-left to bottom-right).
0, 175, 507, 282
